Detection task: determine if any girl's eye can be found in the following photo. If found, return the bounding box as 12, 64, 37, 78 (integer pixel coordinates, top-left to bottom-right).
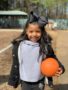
29, 31, 33, 33
36, 31, 41, 33
29, 30, 41, 33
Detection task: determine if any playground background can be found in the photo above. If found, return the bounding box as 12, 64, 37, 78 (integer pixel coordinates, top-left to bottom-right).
0, 29, 68, 90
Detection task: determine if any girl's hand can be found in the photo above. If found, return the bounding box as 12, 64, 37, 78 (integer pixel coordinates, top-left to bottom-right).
55, 67, 63, 77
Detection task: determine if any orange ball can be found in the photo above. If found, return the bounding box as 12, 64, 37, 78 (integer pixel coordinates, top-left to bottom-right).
40, 58, 59, 77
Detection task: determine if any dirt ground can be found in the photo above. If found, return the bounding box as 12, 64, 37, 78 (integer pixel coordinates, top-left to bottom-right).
0, 30, 21, 90
0, 29, 68, 90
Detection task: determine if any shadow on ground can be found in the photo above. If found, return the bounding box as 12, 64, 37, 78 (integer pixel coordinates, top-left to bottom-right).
54, 84, 68, 90
0, 75, 9, 85
0, 75, 68, 90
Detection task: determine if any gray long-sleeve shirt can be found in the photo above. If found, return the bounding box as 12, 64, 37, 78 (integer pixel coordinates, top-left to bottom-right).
18, 40, 44, 82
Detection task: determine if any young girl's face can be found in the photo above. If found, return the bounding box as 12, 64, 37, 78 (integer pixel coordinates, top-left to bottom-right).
26, 23, 41, 42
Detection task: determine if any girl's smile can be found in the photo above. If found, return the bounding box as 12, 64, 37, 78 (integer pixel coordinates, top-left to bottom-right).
26, 23, 41, 42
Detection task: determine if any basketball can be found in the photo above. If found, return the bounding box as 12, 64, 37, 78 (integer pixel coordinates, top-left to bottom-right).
40, 58, 59, 77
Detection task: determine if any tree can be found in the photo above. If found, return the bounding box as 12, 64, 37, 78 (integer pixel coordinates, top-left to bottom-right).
40, 0, 68, 18
0, 0, 8, 10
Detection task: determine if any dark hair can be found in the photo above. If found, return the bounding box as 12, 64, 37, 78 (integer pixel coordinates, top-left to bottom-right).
13, 22, 52, 57
13, 12, 52, 58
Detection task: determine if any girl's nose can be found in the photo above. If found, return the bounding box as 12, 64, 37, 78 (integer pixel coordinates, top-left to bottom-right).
32, 32, 37, 36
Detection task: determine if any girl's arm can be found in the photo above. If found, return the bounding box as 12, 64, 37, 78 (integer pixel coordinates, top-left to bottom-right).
46, 44, 65, 74
8, 41, 20, 88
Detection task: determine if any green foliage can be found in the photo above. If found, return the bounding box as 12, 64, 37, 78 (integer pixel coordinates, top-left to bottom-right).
42, 0, 68, 8
30, 0, 39, 3
44, 0, 55, 8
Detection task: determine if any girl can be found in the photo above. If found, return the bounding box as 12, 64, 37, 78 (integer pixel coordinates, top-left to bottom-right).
8, 12, 65, 90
